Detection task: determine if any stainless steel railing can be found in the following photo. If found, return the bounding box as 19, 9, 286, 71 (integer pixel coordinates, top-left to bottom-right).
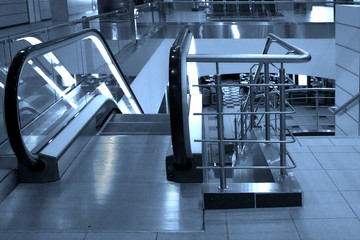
285, 88, 335, 134
188, 33, 310, 190
330, 92, 360, 115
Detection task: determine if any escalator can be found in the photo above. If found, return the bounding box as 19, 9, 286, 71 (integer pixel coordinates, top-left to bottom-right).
4, 29, 159, 183
0, 28, 204, 231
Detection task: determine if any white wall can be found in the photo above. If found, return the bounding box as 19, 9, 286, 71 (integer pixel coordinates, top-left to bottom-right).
130, 39, 174, 113
193, 38, 335, 79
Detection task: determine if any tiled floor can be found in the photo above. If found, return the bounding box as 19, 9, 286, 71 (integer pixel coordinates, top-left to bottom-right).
0, 4, 353, 240
1, 136, 360, 239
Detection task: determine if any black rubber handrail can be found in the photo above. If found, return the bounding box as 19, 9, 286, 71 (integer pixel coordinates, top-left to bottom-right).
5, 29, 143, 170
168, 27, 194, 169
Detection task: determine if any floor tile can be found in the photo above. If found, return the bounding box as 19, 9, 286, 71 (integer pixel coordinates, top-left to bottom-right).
227, 220, 300, 240
290, 153, 322, 170
329, 137, 360, 146
327, 170, 360, 191
226, 208, 292, 221
85, 232, 156, 240
158, 232, 225, 240
286, 144, 311, 153
353, 145, 360, 153
296, 137, 334, 147
341, 191, 360, 219
205, 210, 227, 221
14, 233, 86, 240
204, 210, 227, 234
292, 170, 338, 191
295, 219, 360, 240
290, 191, 356, 219
310, 146, 356, 153
313, 152, 360, 170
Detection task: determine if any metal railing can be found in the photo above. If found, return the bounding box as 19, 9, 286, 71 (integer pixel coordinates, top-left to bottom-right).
188, 33, 311, 190
285, 87, 335, 134
330, 92, 360, 115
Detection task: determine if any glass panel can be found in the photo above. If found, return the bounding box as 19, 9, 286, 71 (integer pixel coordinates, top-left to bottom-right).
18, 33, 140, 153
10, 32, 49, 60
47, 24, 75, 41
0, 40, 8, 144
98, 13, 135, 56
134, 3, 159, 39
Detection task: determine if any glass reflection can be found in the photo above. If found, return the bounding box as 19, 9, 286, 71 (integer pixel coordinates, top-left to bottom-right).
18, 33, 141, 153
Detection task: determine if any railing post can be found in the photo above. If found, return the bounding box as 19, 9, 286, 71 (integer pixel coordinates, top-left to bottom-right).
234, 115, 239, 160
264, 63, 271, 140
215, 74, 227, 190
274, 93, 278, 136
315, 90, 319, 132
240, 100, 245, 151
151, 3, 155, 23
279, 65, 287, 176
250, 73, 255, 129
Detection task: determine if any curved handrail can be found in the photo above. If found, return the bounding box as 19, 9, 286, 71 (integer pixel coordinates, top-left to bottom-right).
168, 27, 194, 169
5, 29, 143, 170
187, 34, 311, 63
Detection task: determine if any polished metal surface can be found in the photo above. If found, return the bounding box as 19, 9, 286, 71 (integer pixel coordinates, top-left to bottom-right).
0, 135, 203, 231
203, 170, 302, 193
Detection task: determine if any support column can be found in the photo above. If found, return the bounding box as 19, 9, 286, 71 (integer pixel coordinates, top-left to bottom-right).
28, 0, 41, 23
335, 5, 360, 136
50, 0, 69, 22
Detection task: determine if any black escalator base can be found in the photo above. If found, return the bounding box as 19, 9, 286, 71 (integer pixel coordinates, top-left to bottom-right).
166, 154, 203, 183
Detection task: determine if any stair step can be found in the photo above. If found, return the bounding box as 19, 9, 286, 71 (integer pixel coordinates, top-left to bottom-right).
111, 114, 169, 123
100, 114, 170, 135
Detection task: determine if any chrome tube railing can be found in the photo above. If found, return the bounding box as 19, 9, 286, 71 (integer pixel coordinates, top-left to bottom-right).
330, 92, 360, 115
187, 33, 310, 190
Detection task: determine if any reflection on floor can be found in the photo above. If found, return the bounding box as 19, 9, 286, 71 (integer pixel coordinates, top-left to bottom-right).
1, 135, 360, 239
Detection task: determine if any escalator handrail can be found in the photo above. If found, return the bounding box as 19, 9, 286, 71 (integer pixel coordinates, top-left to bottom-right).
5, 29, 143, 170
169, 27, 194, 168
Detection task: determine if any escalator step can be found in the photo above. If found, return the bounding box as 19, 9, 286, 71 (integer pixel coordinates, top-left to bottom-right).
100, 122, 170, 135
